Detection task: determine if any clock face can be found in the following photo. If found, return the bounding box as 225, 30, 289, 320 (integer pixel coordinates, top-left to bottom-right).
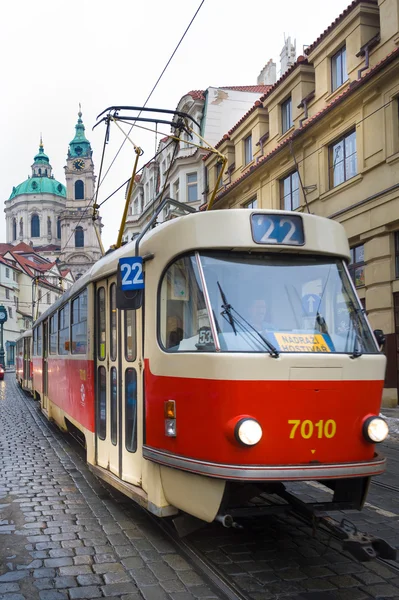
73, 159, 85, 171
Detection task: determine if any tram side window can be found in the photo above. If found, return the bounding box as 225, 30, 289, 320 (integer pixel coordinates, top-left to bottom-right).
125, 310, 136, 362
71, 289, 87, 354
97, 366, 107, 440
159, 254, 212, 352
110, 284, 117, 361
33, 328, 37, 356
125, 368, 137, 452
58, 305, 70, 355
37, 325, 42, 356
49, 315, 57, 354
110, 367, 117, 446
97, 287, 106, 361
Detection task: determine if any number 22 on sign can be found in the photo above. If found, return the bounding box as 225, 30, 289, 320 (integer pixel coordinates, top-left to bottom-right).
288, 419, 336, 439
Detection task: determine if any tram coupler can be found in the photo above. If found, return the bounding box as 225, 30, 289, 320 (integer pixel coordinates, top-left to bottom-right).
321, 516, 397, 562
215, 514, 243, 529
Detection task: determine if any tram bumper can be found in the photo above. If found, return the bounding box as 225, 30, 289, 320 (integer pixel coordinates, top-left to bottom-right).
143, 446, 386, 481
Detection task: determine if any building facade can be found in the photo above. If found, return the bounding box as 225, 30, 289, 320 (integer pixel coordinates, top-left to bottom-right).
123, 86, 274, 241
4, 111, 103, 280
204, 0, 399, 405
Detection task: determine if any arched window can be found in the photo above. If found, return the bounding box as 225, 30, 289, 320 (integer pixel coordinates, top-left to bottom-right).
75, 180, 84, 200
12, 219, 16, 241
75, 226, 84, 248
47, 217, 51, 237
38, 168, 41, 175
57, 217, 61, 239
31, 214, 40, 238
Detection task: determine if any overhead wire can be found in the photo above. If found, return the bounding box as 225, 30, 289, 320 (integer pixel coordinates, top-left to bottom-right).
97, 0, 206, 190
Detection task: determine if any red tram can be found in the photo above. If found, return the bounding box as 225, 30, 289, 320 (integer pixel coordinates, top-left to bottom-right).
28, 208, 388, 524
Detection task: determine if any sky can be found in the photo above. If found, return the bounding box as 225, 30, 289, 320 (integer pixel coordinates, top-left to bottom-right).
0, 0, 352, 251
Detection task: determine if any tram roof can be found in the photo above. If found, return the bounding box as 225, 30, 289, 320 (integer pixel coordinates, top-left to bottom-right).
34, 209, 349, 327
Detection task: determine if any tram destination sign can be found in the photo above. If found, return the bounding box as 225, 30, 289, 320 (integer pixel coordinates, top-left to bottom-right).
251, 214, 304, 246
119, 257, 144, 291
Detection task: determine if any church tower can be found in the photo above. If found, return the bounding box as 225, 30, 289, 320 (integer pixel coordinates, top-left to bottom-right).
59, 109, 102, 279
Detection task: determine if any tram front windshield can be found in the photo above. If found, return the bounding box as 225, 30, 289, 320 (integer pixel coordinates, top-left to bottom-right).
159, 252, 377, 354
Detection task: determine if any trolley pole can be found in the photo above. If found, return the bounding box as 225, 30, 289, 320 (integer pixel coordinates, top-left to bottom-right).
0, 305, 8, 369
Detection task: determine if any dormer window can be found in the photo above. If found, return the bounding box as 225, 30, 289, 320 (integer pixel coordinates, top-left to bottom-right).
244, 135, 253, 165
331, 46, 348, 91
281, 97, 293, 134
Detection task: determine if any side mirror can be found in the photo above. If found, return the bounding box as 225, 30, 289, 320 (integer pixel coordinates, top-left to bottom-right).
373, 329, 385, 351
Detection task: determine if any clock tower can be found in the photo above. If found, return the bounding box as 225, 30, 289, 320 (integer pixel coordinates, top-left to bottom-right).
59, 109, 102, 279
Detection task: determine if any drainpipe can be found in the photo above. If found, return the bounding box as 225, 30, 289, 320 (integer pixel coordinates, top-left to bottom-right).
356, 33, 381, 80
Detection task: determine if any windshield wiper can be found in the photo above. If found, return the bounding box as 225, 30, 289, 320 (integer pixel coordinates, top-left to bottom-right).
349, 306, 363, 359
217, 282, 237, 335
217, 282, 279, 358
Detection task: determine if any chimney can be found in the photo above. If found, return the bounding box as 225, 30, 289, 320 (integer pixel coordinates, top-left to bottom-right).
280, 36, 296, 75
257, 59, 277, 86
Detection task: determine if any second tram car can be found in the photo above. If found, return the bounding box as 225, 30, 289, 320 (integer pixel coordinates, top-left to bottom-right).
30, 208, 389, 524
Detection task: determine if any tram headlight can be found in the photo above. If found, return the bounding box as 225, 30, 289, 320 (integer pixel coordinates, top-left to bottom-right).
363, 416, 389, 443
235, 418, 262, 446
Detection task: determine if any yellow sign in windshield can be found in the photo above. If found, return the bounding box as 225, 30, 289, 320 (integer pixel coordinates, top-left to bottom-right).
274, 333, 331, 353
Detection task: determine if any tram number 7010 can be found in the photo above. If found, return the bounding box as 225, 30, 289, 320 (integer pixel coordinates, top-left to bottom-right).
288, 419, 337, 439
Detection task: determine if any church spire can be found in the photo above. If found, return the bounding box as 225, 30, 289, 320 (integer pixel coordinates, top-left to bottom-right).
68, 106, 92, 158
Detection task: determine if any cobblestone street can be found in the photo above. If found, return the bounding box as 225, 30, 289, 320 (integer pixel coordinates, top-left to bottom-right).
0, 375, 217, 600
2, 374, 399, 600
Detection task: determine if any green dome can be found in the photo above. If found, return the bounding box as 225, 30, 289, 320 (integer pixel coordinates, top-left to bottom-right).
9, 177, 66, 200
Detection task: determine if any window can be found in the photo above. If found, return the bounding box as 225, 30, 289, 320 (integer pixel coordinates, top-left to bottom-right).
71, 289, 87, 354
280, 171, 300, 211
5, 268, 9, 278
75, 180, 84, 200
37, 325, 42, 356
244, 135, 253, 165
125, 368, 137, 452
125, 311, 136, 361
395, 232, 399, 279
47, 293, 51, 304
244, 198, 258, 209
14, 296, 18, 308
159, 255, 212, 351
159, 252, 376, 354
186, 173, 198, 202
173, 179, 179, 202
75, 226, 84, 248
110, 284, 117, 361
110, 367, 117, 445
97, 287, 106, 360
19, 218, 23, 238
31, 214, 40, 238
215, 162, 224, 189
57, 217, 61, 239
47, 217, 52, 237
97, 366, 106, 440
329, 130, 357, 188
281, 97, 293, 134
5, 289, 10, 299
58, 304, 70, 355
348, 244, 365, 287
12, 219, 16, 241
8, 307, 12, 319
331, 46, 347, 91
33, 328, 37, 356
49, 315, 57, 354
13, 272, 17, 282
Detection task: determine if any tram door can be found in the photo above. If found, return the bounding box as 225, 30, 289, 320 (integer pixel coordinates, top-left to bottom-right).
95, 278, 142, 486
42, 320, 48, 411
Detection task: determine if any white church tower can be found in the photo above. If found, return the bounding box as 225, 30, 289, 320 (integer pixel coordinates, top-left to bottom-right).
59, 109, 102, 279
